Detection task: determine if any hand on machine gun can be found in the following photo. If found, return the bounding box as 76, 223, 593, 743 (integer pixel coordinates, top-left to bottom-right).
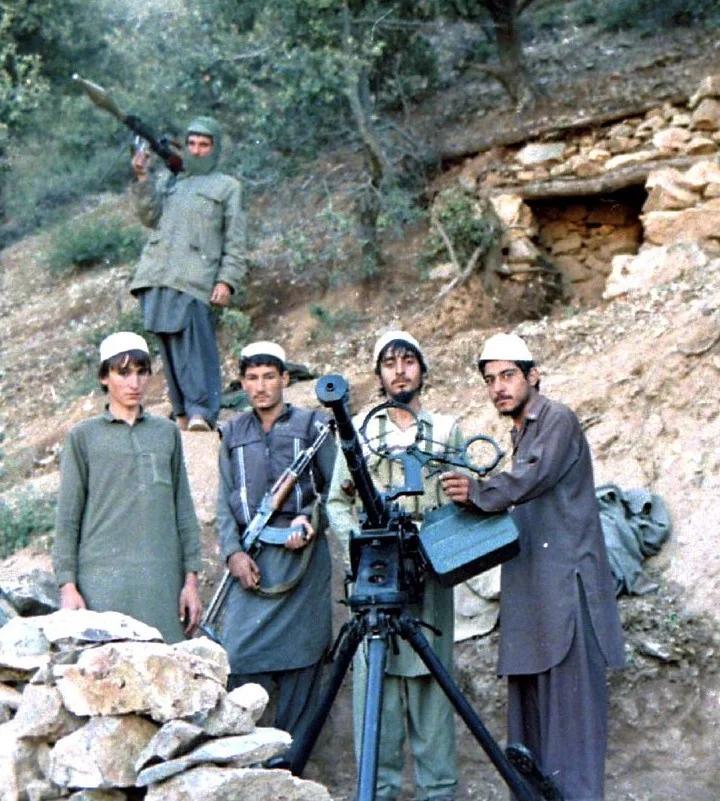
439, 471, 475, 505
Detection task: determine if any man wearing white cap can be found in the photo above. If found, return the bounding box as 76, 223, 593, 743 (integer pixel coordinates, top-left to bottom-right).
327, 330, 463, 801
441, 332, 625, 801
216, 341, 336, 737
53, 332, 202, 643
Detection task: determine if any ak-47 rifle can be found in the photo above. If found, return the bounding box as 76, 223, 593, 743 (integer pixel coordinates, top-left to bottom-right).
199, 418, 335, 643
73, 74, 183, 175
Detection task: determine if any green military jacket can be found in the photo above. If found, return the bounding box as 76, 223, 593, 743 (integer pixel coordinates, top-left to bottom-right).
130, 170, 246, 304
326, 405, 464, 677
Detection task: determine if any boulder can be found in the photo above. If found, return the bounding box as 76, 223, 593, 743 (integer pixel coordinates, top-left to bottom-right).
515, 142, 566, 166
144, 765, 331, 801
652, 127, 691, 151
0, 617, 50, 678
34, 609, 163, 649
690, 98, 720, 131
683, 136, 717, 156
54, 641, 225, 723
12, 684, 87, 742
688, 75, 720, 108
135, 720, 207, 772
604, 150, 659, 171
642, 209, 720, 246
48, 715, 158, 789
604, 243, 709, 299
136, 727, 291, 786
190, 683, 269, 737
682, 160, 720, 190
0, 721, 49, 801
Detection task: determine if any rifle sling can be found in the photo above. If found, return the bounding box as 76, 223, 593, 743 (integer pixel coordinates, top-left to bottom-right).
254, 538, 316, 597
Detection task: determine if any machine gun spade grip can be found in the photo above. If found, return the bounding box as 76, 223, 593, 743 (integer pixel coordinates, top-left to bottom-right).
315, 374, 387, 529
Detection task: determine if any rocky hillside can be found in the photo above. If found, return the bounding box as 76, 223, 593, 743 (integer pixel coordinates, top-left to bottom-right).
2, 22, 720, 801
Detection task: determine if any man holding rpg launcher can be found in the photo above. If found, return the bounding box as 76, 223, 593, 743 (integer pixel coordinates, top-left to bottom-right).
441, 333, 625, 801
215, 341, 336, 738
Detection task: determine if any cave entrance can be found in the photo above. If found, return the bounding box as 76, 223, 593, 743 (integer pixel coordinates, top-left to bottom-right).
526, 184, 647, 307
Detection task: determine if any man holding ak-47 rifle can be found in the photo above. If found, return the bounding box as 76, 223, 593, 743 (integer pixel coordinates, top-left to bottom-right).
215, 341, 337, 738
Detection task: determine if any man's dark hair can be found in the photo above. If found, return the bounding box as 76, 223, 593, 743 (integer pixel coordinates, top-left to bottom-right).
239, 354, 286, 377
477, 359, 540, 390
375, 340, 428, 377
98, 350, 152, 392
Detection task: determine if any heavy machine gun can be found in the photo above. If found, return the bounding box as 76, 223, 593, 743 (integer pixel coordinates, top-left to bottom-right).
267, 374, 563, 801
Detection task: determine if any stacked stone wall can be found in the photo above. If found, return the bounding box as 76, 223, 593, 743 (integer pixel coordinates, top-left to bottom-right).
446, 74, 720, 306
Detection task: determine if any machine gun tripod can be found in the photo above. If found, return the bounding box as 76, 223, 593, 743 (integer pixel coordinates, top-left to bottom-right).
267, 374, 563, 801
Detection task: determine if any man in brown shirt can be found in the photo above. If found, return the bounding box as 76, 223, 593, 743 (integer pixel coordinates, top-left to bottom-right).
441, 333, 625, 801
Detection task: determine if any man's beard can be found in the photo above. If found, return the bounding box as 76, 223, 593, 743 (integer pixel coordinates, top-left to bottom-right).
499, 394, 530, 420
390, 387, 420, 406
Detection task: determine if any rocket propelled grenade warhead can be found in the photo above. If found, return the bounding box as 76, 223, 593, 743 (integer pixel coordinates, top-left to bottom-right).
73, 74, 125, 121
73, 74, 183, 175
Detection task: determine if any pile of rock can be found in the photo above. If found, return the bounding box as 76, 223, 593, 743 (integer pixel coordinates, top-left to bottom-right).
440, 74, 720, 304
604, 159, 720, 299
463, 75, 720, 191
0, 609, 330, 801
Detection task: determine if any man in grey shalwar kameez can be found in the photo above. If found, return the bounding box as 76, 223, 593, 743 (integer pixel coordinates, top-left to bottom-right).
215, 342, 336, 737
441, 333, 625, 801
130, 116, 246, 432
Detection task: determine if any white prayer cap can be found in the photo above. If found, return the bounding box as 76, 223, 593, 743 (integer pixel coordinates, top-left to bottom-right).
373, 330, 425, 365
479, 333, 534, 363
99, 332, 149, 363
240, 341, 286, 364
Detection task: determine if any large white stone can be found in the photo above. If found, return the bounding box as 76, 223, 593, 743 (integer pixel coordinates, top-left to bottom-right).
603, 243, 709, 299
191, 683, 269, 737
144, 765, 331, 801
0, 618, 50, 675
49, 715, 158, 789
136, 727, 291, 786
13, 684, 87, 742
54, 641, 225, 723
34, 609, 162, 648
515, 142, 566, 166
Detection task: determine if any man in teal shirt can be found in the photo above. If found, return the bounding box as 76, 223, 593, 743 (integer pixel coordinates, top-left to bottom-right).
53, 331, 202, 643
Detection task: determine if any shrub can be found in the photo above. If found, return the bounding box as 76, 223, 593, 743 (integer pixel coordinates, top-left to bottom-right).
576, 0, 719, 31
219, 309, 255, 358
0, 493, 56, 559
47, 216, 146, 274
421, 187, 500, 274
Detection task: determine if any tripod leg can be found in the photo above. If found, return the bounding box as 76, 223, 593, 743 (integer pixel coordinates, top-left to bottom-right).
268, 616, 366, 775
398, 614, 560, 801
356, 633, 388, 801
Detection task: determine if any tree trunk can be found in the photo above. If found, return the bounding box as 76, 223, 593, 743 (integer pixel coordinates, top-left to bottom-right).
343, 4, 390, 277
484, 0, 534, 110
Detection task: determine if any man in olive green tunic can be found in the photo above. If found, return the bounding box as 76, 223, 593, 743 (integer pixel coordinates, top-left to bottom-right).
53, 332, 202, 644
327, 330, 462, 801
130, 116, 246, 432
